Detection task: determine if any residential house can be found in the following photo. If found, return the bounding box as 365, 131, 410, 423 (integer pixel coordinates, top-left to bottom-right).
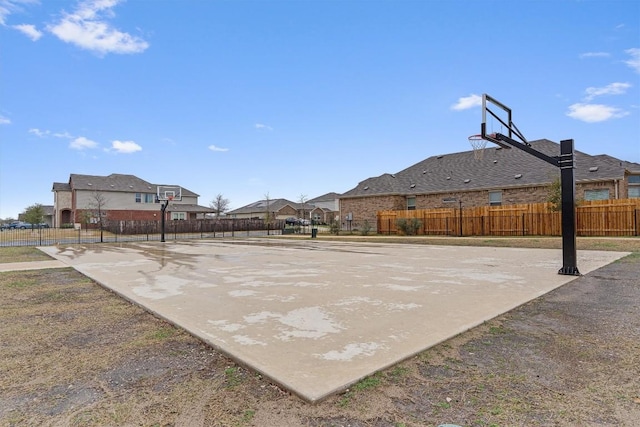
226, 194, 341, 224
308, 193, 340, 224
339, 139, 640, 226
52, 173, 215, 227
226, 199, 309, 222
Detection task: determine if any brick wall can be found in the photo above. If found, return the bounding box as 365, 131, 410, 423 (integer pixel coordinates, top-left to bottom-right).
340, 195, 405, 224
340, 180, 621, 227
75, 209, 162, 223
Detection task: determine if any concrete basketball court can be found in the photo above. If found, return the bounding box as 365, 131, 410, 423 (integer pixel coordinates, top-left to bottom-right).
40, 239, 627, 402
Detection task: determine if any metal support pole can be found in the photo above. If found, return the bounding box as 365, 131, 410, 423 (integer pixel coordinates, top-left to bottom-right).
558, 139, 580, 275
161, 201, 167, 242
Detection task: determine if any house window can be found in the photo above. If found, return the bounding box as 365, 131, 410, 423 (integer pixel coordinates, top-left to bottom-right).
407, 197, 416, 210
171, 212, 186, 220
629, 175, 640, 198
135, 193, 141, 203
584, 189, 609, 201
144, 193, 155, 203
489, 191, 502, 206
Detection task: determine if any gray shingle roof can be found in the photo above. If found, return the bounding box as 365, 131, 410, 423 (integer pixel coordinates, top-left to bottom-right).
167, 204, 215, 213
63, 174, 198, 197
52, 182, 70, 191
308, 192, 341, 203
341, 139, 635, 198
227, 198, 312, 215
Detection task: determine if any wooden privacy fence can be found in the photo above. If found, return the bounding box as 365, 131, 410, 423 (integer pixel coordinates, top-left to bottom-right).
377, 199, 640, 237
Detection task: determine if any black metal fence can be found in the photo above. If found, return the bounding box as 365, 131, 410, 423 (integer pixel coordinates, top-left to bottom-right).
0, 219, 287, 247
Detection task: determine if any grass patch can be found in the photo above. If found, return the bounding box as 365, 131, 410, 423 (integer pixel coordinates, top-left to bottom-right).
149, 326, 177, 341
489, 325, 507, 335
353, 373, 382, 391
0, 246, 52, 263
387, 365, 410, 381
240, 409, 255, 424
225, 367, 242, 388
6, 278, 39, 289
616, 251, 640, 263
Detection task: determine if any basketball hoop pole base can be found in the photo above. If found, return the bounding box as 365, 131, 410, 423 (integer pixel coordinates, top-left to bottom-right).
558, 266, 580, 276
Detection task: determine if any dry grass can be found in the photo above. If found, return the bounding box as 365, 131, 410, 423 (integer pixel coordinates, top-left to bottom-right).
0, 246, 54, 263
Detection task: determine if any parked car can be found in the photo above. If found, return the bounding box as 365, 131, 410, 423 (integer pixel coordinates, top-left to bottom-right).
285, 217, 299, 226
1, 221, 49, 229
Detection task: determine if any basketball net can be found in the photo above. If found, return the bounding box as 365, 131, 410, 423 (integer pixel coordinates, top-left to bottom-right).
468, 135, 487, 160
167, 195, 174, 202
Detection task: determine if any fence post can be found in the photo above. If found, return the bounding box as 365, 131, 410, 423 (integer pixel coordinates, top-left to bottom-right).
522, 213, 526, 236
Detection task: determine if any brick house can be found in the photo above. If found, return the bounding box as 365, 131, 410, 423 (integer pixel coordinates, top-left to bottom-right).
226, 199, 309, 221
226, 194, 340, 224
339, 139, 640, 227
308, 193, 340, 224
52, 173, 215, 227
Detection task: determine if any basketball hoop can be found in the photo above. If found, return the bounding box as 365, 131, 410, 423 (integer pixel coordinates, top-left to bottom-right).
167, 195, 174, 202
468, 134, 488, 160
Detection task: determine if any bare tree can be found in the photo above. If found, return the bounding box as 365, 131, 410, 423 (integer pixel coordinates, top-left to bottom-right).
264, 192, 274, 234
88, 191, 108, 242
263, 192, 272, 222
210, 194, 230, 218
298, 194, 308, 220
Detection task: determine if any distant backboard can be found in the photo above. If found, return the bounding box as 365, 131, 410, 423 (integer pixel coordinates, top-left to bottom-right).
481, 94, 528, 148
157, 185, 182, 202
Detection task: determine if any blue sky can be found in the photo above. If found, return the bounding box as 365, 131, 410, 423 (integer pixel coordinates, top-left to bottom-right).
1, 0, 639, 219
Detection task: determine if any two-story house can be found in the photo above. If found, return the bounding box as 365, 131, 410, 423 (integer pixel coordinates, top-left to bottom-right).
52, 173, 214, 227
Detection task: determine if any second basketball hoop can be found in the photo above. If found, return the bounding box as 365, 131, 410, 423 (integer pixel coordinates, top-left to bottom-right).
468, 134, 488, 160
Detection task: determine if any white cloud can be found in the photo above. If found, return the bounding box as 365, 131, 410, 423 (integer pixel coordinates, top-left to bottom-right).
69, 136, 98, 150
13, 23, 42, 40
47, 0, 149, 55
111, 140, 141, 153
53, 131, 73, 139
451, 94, 482, 111
0, 115, 10, 125
255, 123, 273, 131
208, 144, 229, 152
624, 48, 640, 74
0, 0, 37, 26
579, 52, 610, 59
28, 128, 49, 137
584, 82, 631, 101
566, 103, 629, 123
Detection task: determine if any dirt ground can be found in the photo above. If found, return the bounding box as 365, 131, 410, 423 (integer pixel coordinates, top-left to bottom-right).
1, 237, 639, 427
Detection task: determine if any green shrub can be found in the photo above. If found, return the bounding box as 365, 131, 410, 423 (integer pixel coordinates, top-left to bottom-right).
396, 218, 422, 236
360, 220, 372, 236
329, 220, 340, 235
